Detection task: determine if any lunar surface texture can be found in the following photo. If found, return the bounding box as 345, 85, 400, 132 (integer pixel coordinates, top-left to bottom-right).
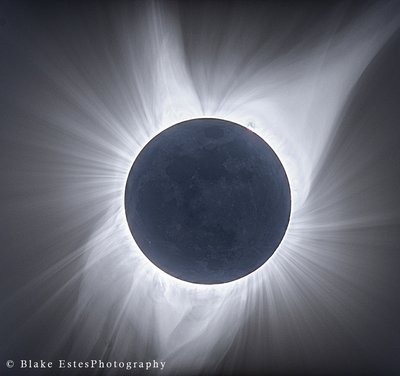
125, 118, 291, 284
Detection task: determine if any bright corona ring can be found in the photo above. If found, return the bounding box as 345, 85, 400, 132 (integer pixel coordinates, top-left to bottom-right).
125, 118, 291, 284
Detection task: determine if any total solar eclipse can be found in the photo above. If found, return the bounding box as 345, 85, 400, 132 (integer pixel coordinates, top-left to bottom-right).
125, 118, 291, 284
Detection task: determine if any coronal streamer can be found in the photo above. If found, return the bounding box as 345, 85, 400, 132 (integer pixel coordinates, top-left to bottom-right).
1, 1, 400, 375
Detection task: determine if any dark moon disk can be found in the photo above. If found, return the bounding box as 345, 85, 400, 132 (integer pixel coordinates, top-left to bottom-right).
125, 118, 291, 284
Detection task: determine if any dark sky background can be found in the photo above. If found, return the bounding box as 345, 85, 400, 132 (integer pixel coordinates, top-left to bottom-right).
1, 1, 400, 375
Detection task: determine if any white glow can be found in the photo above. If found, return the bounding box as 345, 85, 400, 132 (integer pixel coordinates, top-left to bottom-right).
10, 2, 399, 373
